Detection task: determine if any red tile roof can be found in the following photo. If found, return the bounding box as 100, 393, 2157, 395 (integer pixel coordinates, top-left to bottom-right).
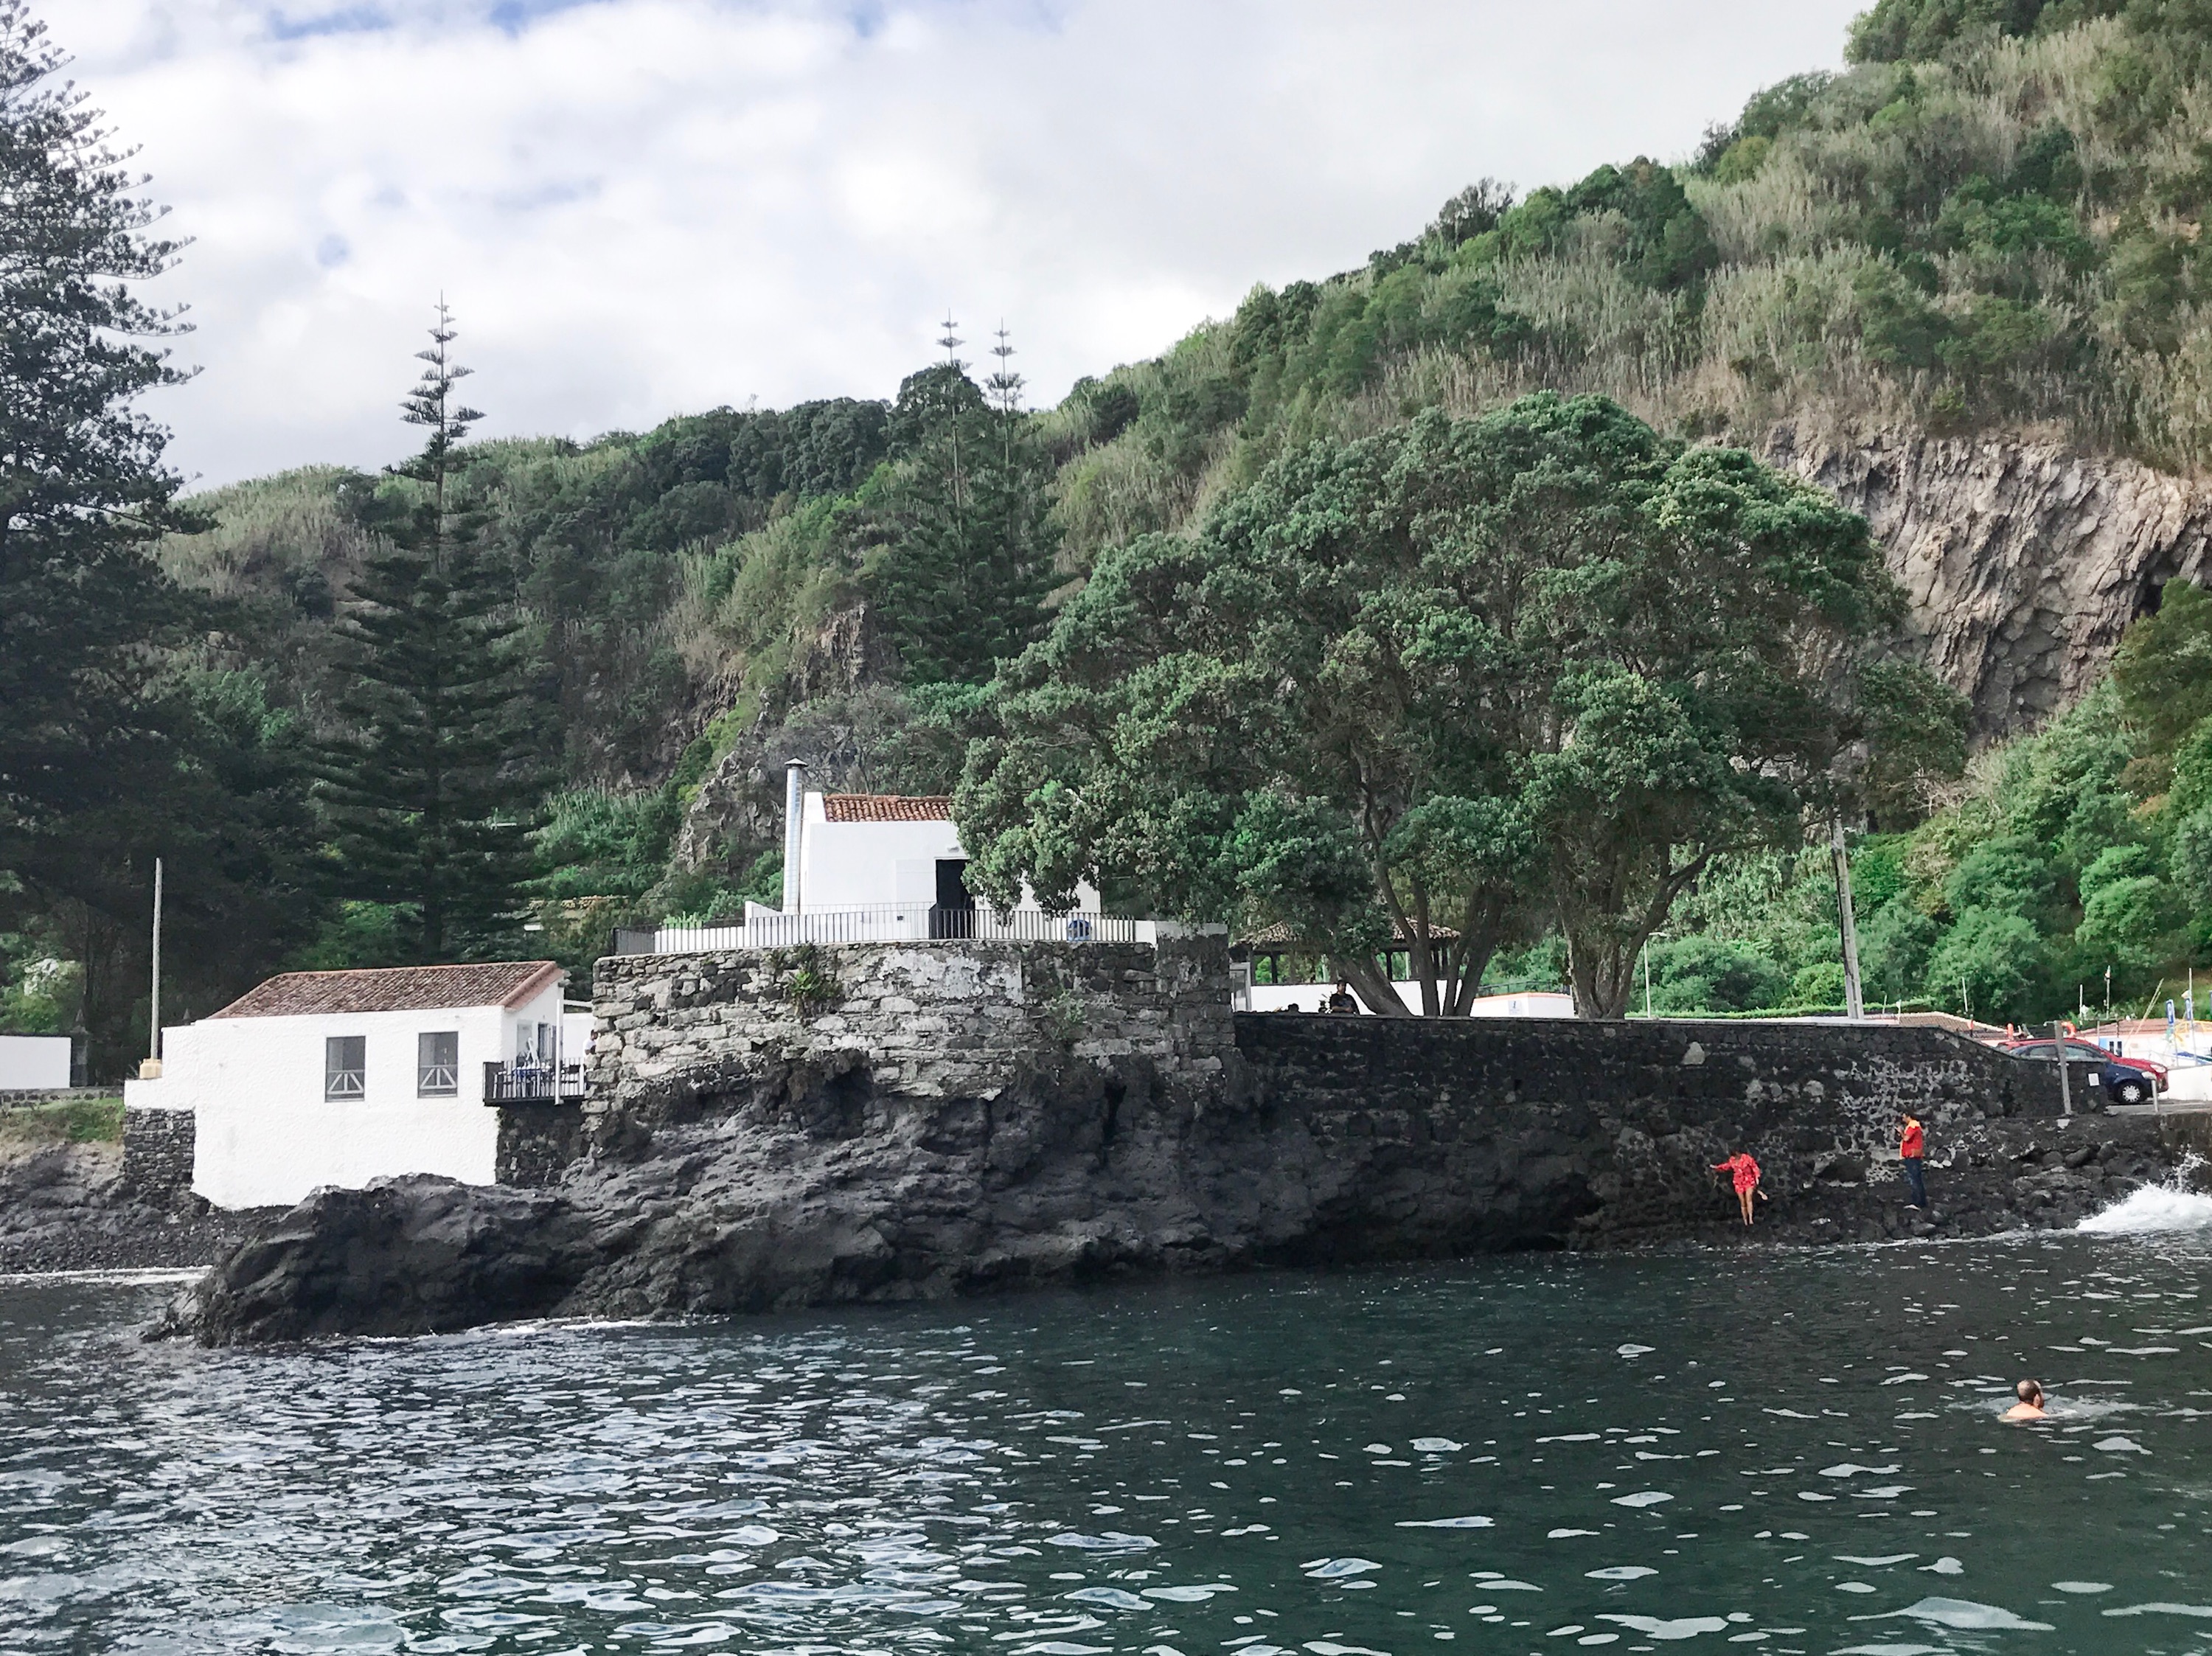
209, 961, 564, 1019
823, 794, 955, 823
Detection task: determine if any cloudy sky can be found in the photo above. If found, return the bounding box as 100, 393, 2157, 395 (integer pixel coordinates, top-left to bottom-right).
65, 0, 1867, 488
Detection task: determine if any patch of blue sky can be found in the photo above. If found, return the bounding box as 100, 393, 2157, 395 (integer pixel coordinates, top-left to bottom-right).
265, 5, 391, 41
842, 0, 1074, 40
486, 0, 613, 35
314, 234, 350, 268
490, 178, 602, 213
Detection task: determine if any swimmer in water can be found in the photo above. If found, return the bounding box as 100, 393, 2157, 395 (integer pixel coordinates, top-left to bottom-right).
2001, 1380, 2048, 1421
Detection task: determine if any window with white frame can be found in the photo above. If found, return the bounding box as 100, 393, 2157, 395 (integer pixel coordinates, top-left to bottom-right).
417, 1031, 459, 1096
324, 1035, 366, 1100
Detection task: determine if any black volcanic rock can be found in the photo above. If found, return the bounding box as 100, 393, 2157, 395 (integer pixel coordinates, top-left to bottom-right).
164, 1175, 597, 1344
161, 1035, 2212, 1346
0, 1141, 266, 1274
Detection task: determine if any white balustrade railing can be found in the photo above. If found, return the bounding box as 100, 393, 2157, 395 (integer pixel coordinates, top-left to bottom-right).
637, 905, 1149, 955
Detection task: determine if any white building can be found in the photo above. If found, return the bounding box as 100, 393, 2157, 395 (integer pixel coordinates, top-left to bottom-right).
0, 1033, 72, 1090
646, 775, 1121, 952
125, 961, 586, 1211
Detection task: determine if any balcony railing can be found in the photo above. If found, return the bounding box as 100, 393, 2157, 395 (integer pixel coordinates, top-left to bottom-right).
626, 905, 1148, 955
483, 1061, 587, 1104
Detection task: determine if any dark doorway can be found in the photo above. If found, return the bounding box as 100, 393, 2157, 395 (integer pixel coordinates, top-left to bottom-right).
931, 859, 974, 939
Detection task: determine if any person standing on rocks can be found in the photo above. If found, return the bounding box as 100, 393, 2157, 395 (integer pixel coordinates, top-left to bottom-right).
1712, 1152, 1764, 1225
1899, 1114, 1928, 1208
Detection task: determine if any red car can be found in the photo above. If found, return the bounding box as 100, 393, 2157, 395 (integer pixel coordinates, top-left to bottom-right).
1996, 1037, 2166, 1104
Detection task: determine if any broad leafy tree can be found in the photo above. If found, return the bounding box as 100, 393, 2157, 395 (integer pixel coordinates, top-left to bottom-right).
316, 310, 548, 961
957, 394, 1952, 1017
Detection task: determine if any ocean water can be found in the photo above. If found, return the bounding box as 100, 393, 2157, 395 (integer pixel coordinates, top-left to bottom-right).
3, 1191, 2211, 1656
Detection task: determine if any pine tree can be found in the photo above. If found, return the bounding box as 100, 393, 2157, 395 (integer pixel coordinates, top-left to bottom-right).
0, 1, 194, 888
316, 307, 546, 961
870, 317, 1056, 684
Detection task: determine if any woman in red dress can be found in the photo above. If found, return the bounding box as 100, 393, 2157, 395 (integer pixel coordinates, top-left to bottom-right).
1713, 1152, 1764, 1225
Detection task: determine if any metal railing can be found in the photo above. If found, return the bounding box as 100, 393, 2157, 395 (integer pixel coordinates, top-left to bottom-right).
637, 905, 1144, 954
482, 1061, 588, 1104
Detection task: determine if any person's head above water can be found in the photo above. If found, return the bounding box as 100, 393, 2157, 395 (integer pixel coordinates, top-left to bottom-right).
2017, 1380, 2042, 1405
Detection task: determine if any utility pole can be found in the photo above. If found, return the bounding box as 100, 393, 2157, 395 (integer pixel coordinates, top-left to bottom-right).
2053, 1018, 2071, 1120
145, 856, 163, 1077
1831, 817, 1865, 1020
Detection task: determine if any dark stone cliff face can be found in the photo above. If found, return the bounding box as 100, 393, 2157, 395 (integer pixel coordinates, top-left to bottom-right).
167, 1012, 2212, 1346
1767, 424, 2212, 740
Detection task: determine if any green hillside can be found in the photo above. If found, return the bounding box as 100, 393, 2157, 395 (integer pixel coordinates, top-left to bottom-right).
24, 0, 2212, 1065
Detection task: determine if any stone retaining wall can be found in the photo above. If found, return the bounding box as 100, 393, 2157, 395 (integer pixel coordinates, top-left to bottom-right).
588, 936, 1236, 1114
121, 1106, 195, 1209
0, 1087, 119, 1108
496, 1102, 587, 1188
1235, 1013, 2143, 1244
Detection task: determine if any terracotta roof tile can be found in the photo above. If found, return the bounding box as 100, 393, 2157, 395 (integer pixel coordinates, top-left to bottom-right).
209, 961, 563, 1019
823, 794, 955, 823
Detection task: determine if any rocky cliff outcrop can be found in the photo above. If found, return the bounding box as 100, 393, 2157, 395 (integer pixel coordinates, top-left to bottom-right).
672, 602, 900, 873
0, 1140, 265, 1274
165, 998, 2212, 1346
1770, 424, 2212, 739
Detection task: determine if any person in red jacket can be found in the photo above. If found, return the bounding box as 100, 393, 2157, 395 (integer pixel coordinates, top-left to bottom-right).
1899, 1113, 1927, 1208
1712, 1152, 1764, 1226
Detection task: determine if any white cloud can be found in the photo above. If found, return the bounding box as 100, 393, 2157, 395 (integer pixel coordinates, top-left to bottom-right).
61, 0, 1867, 487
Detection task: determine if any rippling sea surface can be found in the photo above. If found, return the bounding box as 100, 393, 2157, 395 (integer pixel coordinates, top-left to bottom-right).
6, 1200, 2212, 1656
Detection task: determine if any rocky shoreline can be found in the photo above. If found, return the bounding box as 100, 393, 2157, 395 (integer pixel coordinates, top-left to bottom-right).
151, 1046, 2212, 1346
0, 1141, 271, 1276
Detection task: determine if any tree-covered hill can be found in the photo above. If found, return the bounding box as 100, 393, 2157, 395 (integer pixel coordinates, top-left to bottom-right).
26, 0, 2212, 1062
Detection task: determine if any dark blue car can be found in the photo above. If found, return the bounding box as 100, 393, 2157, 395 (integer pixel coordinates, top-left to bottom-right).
1997, 1037, 2157, 1107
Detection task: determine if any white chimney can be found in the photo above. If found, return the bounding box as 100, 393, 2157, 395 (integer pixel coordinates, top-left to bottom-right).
782, 759, 807, 913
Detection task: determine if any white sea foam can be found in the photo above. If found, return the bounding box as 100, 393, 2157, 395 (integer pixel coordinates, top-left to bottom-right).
1881, 1597, 2053, 1632
1596, 1614, 1729, 1639
2076, 1158, 2212, 1234
1301, 1557, 1381, 1579
2101, 1602, 2212, 1618
1065, 1587, 1147, 1610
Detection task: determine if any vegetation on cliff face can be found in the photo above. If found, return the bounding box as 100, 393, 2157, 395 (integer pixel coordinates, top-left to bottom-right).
27, 0, 2212, 1051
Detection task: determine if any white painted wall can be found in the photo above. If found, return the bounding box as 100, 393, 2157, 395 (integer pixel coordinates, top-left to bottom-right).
798, 793, 964, 910
0, 1034, 71, 1089
123, 981, 564, 1210
1239, 982, 1575, 1017
790, 792, 1100, 915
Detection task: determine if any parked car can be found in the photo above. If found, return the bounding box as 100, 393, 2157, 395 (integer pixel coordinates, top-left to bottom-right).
1995, 1037, 2162, 1106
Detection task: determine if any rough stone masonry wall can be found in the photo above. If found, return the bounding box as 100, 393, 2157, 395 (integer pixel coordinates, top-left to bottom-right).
587, 936, 1235, 1116
1237, 1013, 2199, 1246
120, 1106, 195, 1209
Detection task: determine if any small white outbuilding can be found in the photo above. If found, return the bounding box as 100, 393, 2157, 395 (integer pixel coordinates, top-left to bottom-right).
124, 960, 585, 1210
0, 1033, 72, 1090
